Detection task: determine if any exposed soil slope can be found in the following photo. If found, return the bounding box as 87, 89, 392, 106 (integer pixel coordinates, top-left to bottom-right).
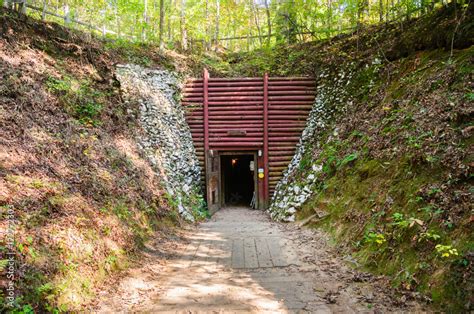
0, 8, 201, 312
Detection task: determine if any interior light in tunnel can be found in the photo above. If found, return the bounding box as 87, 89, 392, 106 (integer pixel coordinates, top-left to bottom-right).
231, 158, 238, 167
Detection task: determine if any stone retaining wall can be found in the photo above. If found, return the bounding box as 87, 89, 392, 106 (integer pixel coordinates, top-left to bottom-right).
116, 64, 202, 221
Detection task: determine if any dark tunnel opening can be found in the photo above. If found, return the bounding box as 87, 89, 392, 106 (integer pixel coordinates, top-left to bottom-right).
221, 154, 255, 207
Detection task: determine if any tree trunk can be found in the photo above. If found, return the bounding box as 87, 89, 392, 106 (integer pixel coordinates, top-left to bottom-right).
115, 1, 121, 38
327, 0, 332, 35
247, 14, 253, 50
205, 0, 210, 50
264, 0, 271, 46
379, 0, 384, 22
143, 0, 148, 41
168, 0, 173, 42
180, 0, 188, 50
250, 0, 263, 47
214, 0, 220, 51
41, 0, 47, 21
357, 0, 363, 28
159, 0, 165, 48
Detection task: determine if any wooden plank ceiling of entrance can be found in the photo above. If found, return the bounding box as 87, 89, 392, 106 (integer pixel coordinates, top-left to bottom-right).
182, 70, 316, 199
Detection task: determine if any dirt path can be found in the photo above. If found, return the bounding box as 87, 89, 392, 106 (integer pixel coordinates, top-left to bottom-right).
95, 207, 424, 313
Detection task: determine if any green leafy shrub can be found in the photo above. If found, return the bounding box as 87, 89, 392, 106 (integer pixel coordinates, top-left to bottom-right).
363, 231, 387, 245
75, 101, 103, 126
46, 76, 71, 93
435, 245, 459, 258
419, 231, 441, 242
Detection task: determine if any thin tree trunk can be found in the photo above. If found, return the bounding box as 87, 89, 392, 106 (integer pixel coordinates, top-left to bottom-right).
115, 1, 121, 38
250, 0, 263, 47
168, 0, 172, 42
391, 0, 395, 19
327, 0, 332, 35
205, 0, 210, 50
41, 0, 47, 21
142, 0, 148, 41
248, 14, 253, 50
159, 0, 165, 48
264, 0, 271, 46
180, 0, 188, 50
379, 0, 384, 22
357, 0, 363, 27
214, 0, 220, 51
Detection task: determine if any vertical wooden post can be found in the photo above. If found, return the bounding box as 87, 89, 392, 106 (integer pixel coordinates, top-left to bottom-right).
263, 73, 269, 208
203, 68, 209, 155
203, 68, 210, 207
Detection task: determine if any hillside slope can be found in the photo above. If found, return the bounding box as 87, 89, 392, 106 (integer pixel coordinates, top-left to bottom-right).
223, 3, 473, 311
0, 9, 204, 312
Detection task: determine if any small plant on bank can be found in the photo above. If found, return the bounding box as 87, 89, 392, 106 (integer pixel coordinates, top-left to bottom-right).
435, 244, 459, 259
75, 101, 103, 127
46, 76, 71, 94
418, 231, 441, 242
46, 75, 104, 127
391, 213, 424, 229
364, 231, 387, 245
419, 205, 444, 217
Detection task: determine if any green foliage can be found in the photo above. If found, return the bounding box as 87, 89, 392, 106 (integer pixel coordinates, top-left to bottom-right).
104, 40, 154, 67
46, 76, 71, 94
164, 187, 208, 221
435, 245, 459, 259
20, 0, 446, 52
75, 101, 103, 126
363, 231, 387, 245
112, 201, 132, 221
300, 153, 470, 310
391, 213, 424, 229
73, 83, 104, 127
46, 75, 105, 127
320, 141, 359, 175
338, 153, 358, 168
419, 231, 441, 242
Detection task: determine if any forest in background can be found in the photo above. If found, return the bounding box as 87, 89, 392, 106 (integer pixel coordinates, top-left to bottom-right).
2, 0, 469, 52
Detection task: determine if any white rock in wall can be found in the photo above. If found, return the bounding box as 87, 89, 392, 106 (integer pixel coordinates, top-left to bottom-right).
116, 64, 202, 221
268, 67, 355, 221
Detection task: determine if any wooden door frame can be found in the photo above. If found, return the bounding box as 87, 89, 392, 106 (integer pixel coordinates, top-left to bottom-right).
218, 150, 258, 209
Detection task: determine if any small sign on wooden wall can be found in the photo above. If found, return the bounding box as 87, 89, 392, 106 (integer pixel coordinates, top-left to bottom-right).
227, 130, 247, 136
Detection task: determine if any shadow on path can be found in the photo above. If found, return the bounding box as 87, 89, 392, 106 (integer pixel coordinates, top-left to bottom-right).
97, 207, 424, 313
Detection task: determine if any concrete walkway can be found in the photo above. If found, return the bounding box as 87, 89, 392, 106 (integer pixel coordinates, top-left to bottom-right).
97, 207, 422, 313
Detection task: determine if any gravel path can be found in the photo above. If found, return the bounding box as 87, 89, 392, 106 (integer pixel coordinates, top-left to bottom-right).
96, 207, 424, 313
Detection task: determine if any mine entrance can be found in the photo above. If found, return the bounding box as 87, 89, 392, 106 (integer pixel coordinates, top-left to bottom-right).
182, 70, 317, 213
220, 153, 256, 208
